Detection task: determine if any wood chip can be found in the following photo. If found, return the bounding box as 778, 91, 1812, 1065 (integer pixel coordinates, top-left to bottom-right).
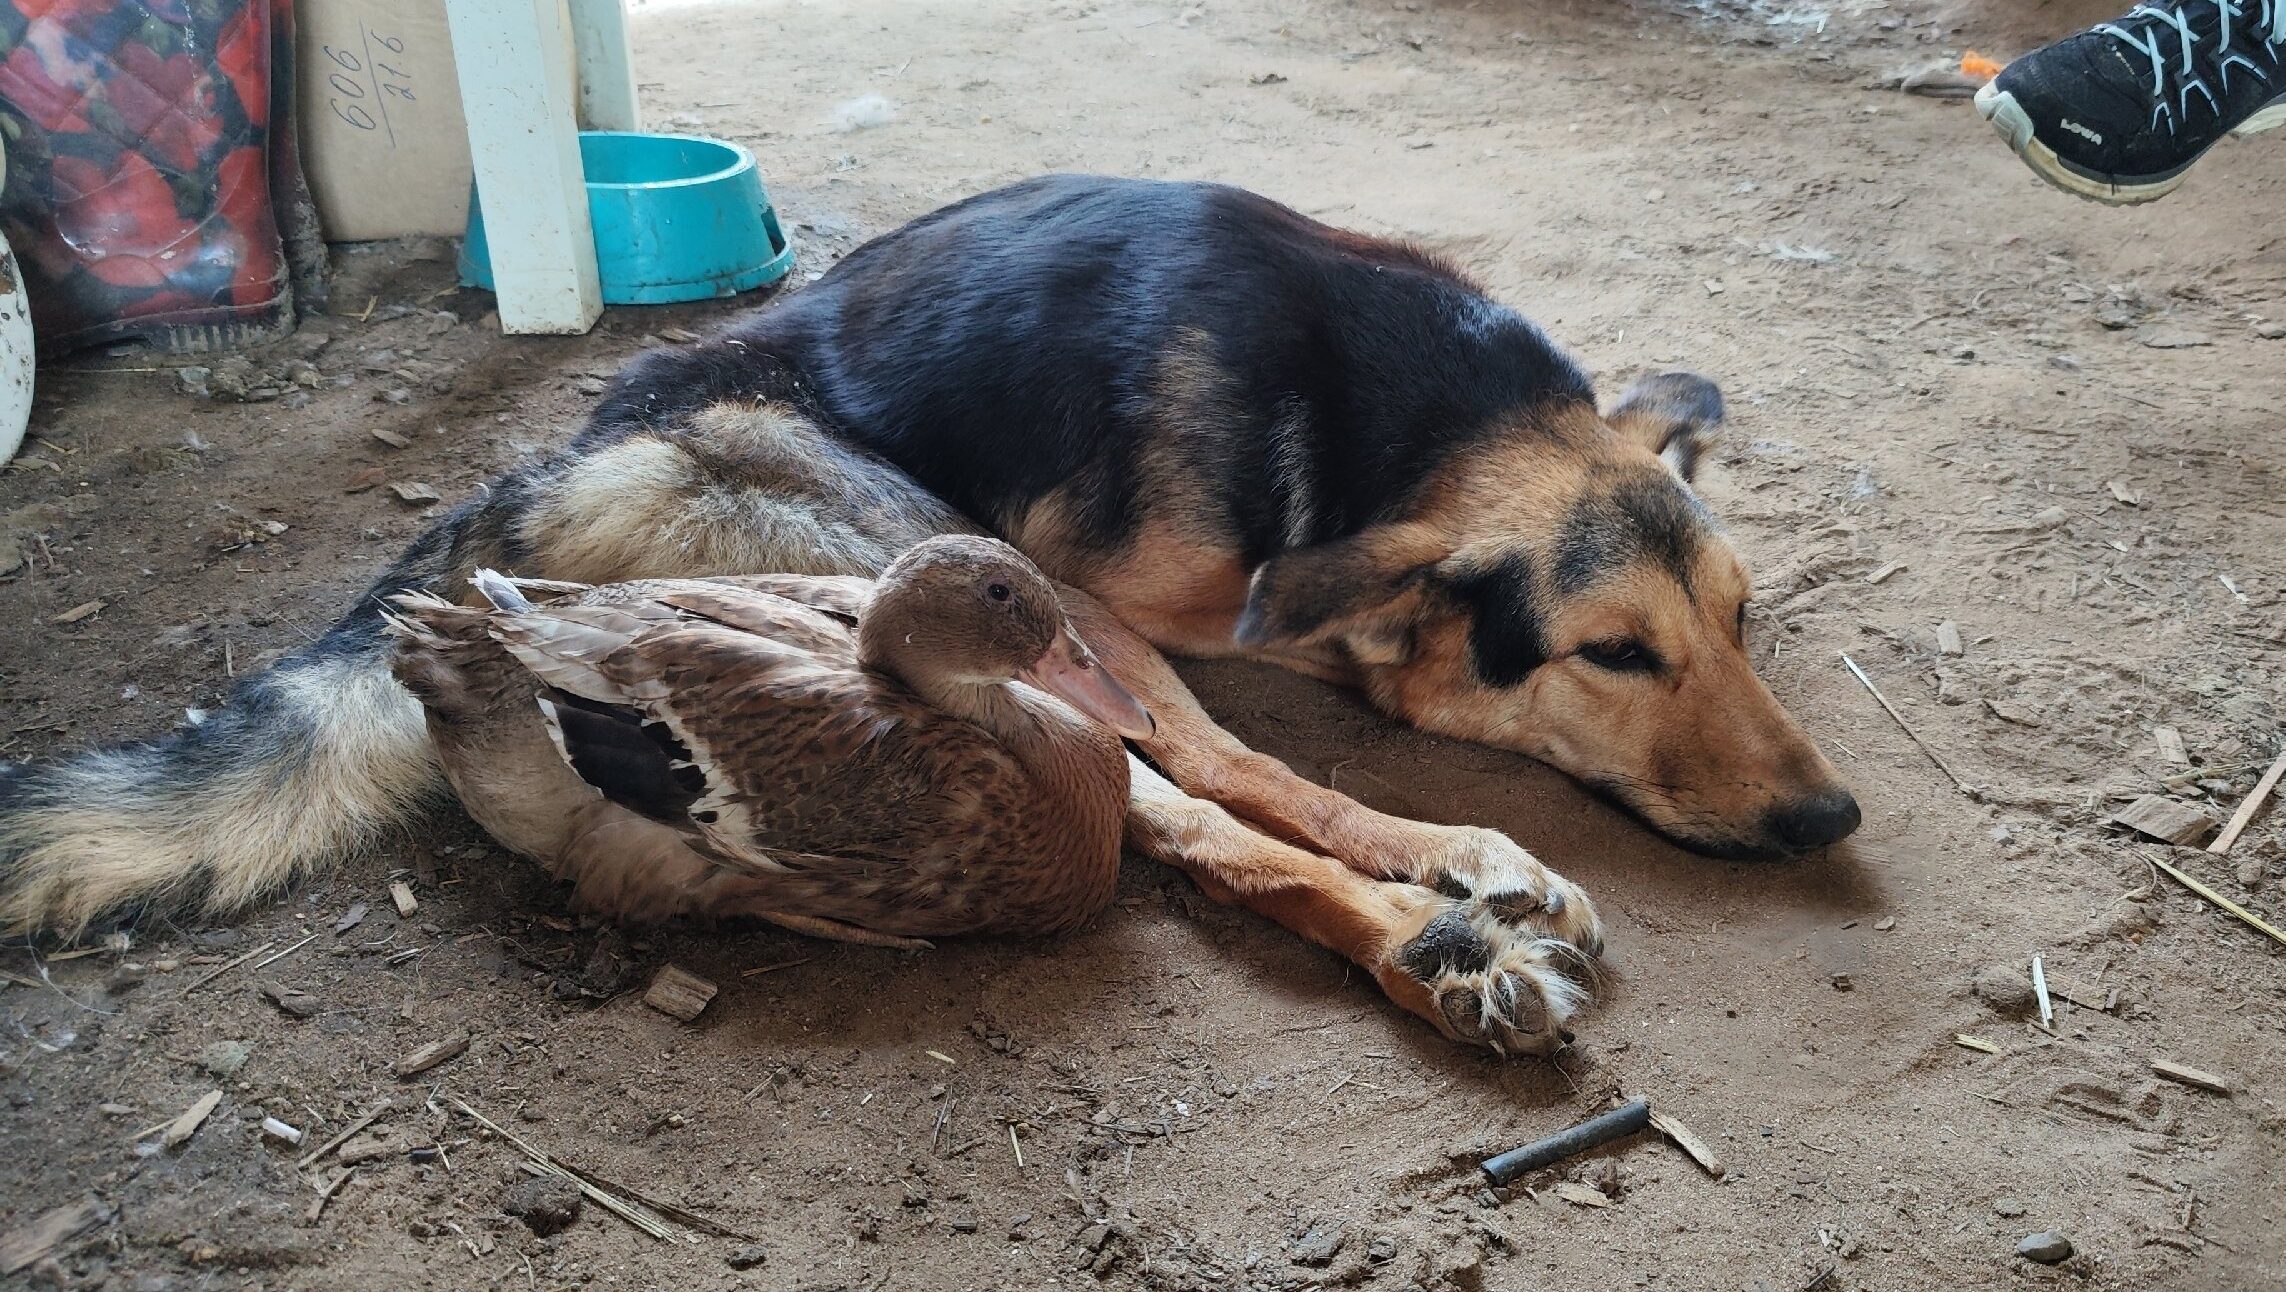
2109, 795, 2217, 847
389, 880, 418, 917
2150, 1059, 2231, 1096
0, 1196, 113, 1275
1873, 915, 1896, 931
659, 326, 703, 343
2106, 479, 2140, 505
370, 427, 411, 448
334, 901, 368, 934
2154, 726, 2189, 767
2208, 747, 2286, 856
163, 1090, 224, 1149
51, 600, 104, 624
1864, 560, 1905, 585
2029, 955, 2053, 1029
394, 1030, 470, 1078
1954, 1033, 2000, 1054
642, 965, 718, 1022
1549, 1182, 1612, 1209
388, 481, 442, 504
258, 980, 321, 1018
1935, 621, 1964, 657
1647, 1108, 1724, 1177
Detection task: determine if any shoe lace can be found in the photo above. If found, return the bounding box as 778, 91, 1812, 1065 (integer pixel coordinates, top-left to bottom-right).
2100, 0, 2286, 129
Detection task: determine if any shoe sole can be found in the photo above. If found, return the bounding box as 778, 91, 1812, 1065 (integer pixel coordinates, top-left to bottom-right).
1975, 82, 2286, 206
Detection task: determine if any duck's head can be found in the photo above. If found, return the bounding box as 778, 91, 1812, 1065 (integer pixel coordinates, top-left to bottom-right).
862, 536, 1155, 740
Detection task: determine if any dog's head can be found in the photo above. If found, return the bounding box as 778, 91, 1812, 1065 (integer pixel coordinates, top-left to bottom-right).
1233, 372, 1859, 859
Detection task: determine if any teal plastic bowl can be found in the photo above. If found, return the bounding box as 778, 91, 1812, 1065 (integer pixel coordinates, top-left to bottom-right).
460, 132, 795, 306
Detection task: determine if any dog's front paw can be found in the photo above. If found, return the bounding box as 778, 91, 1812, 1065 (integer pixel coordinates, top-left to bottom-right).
1380, 901, 1589, 1057
1429, 826, 1605, 959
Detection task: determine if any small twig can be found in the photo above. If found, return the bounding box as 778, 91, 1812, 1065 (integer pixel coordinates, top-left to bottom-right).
1009, 1123, 1025, 1169
2149, 855, 2286, 950
306, 1168, 351, 1222
2208, 746, 2286, 855
253, 933, 318, 970
931, 1095, 954, 1155
298, 1102, 392, 1170
738, 957, 810, 977
451, 1097, 684, 1241
1840, 654, 1976, 794
181, 941, 276, 994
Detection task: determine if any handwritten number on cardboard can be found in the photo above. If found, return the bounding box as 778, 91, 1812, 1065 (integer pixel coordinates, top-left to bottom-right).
323, 37, 415, 133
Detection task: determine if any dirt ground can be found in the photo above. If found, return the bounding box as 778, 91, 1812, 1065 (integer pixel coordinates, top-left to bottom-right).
4, 0, 2284, 1288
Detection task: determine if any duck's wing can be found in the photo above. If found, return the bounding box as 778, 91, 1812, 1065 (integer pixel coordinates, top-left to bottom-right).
491, 592, 1024, 877
668, 574, 876, 629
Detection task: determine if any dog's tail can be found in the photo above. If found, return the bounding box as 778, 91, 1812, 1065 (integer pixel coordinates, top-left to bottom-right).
0, 491, 522, 939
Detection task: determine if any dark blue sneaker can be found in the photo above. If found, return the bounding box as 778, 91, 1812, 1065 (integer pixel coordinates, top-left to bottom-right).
1976, 0, 2286, 203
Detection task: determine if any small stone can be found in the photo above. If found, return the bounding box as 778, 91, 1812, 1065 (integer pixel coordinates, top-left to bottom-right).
336, 1132, 399, 1165
575, 377, 609, 396
2136, 325, 2211, 349
948, 1213, 979, 1234
1366, 1234, 1400, 1264
1292, 1216, 1348, 1267
1972, 963, 2038, 1017
1873, 916, 1896, 932
1994, 1197, 2026, 1218
503, 1175, 583, 1236
197, 1040, 251, 1077
1830, 973, 1854, 991
381, 387, 413, 405
2015, 1232, 2072, 1264
2256, 321, 2286, 340
725, 1244, 768, 1270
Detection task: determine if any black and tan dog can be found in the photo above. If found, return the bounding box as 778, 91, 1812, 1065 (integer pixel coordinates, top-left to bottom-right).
0, 175, 1857, 1055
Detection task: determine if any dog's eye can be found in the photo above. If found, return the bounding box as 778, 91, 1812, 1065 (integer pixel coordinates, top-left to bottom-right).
988, 582, 1012, 602
1577, 638, 1657, 673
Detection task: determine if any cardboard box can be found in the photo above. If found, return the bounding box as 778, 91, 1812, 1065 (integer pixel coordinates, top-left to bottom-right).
296, 0, 575, 241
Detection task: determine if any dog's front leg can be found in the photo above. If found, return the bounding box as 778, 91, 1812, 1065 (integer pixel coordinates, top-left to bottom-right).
1061, 591, 1598, 1051
1122, 756, 1580, 1055
1062, 593, 1605, 962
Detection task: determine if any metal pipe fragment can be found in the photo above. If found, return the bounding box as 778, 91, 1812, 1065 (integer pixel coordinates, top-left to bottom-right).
1480, 1098, 1651, 1186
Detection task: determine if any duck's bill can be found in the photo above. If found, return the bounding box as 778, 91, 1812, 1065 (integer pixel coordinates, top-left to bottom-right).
1025, 632, 1156, 740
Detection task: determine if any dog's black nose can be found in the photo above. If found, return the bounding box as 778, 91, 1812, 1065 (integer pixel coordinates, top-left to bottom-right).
1766, 789, 1862, 851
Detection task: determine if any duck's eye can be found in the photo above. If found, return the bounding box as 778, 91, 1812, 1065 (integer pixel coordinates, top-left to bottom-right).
988, 582, 1012, 602
1577, 638, 1658, 673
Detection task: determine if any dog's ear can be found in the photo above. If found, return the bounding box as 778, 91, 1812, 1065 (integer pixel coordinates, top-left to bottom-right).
1606, 371, 1723, 483
1233, 528, 1436, 664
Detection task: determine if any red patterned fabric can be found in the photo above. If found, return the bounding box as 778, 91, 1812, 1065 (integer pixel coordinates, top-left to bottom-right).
0, 0, 313, 353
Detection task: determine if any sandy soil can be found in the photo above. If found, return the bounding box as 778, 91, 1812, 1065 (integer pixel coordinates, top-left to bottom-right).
4, 0, 2284, 1288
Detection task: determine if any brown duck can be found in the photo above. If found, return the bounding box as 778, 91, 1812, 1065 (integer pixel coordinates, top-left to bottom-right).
383, 535, 1153, 946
